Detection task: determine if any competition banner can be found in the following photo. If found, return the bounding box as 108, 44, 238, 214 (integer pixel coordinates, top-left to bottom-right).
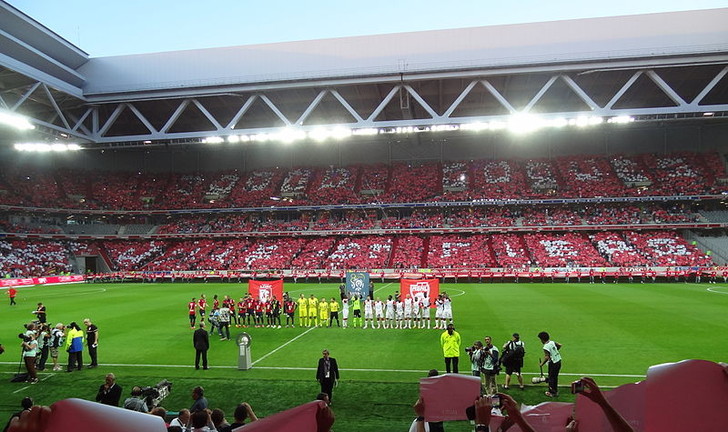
345, 271, 369, 299
248, 279, 284, 302
400, 278, 439, 307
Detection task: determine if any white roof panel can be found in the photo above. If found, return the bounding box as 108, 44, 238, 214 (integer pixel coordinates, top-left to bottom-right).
78, 9, 728, 96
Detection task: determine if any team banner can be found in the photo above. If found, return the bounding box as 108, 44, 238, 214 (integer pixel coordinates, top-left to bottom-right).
248, 279, 284, 302
345, 271, 369, 299
400, 278, 439, 307
1, 275, 84, 288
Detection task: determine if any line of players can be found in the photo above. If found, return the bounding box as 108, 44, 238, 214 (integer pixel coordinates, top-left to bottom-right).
187, 294, 298, 335
296, 292, 454, 329
186, 292, 454, 332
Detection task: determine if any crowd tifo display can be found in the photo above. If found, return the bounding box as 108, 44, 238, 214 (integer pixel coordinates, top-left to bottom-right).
0, 150, 726, 278
0, 151, 724, 210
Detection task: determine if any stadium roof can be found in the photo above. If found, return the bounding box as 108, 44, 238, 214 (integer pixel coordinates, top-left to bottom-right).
1, 3, 728, 147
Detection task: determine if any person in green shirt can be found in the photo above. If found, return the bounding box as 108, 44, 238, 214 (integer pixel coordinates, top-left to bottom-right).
297, 294, 308, 327
308, 295, 318, 328
440, 323, 461, 374
351, 295, 362, 328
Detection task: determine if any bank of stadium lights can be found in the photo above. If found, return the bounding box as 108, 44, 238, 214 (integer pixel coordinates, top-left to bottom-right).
201, 115, 635, 145
14, 143, 81, 152
0, 110, 35, 131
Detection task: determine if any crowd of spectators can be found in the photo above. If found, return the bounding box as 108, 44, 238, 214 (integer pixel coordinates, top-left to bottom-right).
322, 236, 393, 269
624, 230, 713, 267
426, 234, 495, 268
523, 232, 609, 267
1, 151, 725, 210
390, 235, 425, 269
0, 240, 72, 277
490, 233, 532, 268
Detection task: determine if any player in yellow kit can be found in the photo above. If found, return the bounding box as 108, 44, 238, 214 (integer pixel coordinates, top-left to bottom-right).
318, 297, 329, 327
297, 294, 308, 327
308, 294, 319, 327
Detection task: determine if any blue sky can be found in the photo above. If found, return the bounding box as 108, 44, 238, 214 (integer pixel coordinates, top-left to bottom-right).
6, 0, 727, 57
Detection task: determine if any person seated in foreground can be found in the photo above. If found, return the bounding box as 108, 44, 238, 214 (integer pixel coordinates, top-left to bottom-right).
210, 408, 229, 431
564, 377, 635, 432
150, 407, 169, 428
3, 397, 33, 432
169, 409, 190, 430
223, 403, 258, 431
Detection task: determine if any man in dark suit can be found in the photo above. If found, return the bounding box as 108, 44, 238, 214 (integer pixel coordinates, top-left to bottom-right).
193, 322, 209, 370
316, 349, 339, 403
95, 372, 123, 406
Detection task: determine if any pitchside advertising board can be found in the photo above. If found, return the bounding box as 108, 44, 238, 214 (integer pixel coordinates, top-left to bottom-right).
345, 271, 369, 299
248, 279, 284, 302
400, 278, 439, 307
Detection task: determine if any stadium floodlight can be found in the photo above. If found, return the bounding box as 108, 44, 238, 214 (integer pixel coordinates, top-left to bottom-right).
0, 110, 35, 131
227, 135, 240, 143
273, 128, 306, 144
330, 127, 352, 140
203, 136, 224, 144
608, 115, 635, 124
14, 142, 82, 152
308, 128, 330, 142
352, 128, 378, 136
508, 113, 543, 134
460, 122, 489, 131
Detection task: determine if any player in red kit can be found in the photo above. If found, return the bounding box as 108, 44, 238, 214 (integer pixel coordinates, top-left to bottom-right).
188, 298, 197, 329
198, 295, 207, 323
284, 298, 296, 327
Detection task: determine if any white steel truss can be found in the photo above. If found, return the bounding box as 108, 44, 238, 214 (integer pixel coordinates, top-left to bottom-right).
2, 62, 728, 146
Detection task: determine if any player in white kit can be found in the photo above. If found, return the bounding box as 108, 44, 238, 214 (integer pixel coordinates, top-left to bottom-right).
363, 296, 374, 329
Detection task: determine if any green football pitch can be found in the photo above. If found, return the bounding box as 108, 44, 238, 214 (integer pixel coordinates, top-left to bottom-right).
1, 280, 727, 432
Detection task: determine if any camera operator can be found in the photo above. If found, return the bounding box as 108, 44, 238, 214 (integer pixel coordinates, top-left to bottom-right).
481, 336, 499, 395
20, 332, 39, 384
467, 340, 485, 380
123, 386, 149, 413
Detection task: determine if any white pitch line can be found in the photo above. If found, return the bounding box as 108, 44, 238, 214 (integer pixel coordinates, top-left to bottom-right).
707, 287, 728, 295
0, 363, 644, 379
251, 326, 317, 366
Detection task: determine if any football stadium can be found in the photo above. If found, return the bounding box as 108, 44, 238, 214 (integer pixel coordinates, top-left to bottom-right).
1, 3, 728, 431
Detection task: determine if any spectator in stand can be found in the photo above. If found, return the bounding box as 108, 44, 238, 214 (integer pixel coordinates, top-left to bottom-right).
189, 409, 214, 432
169, 409, 191, 430
221, 403, 258, 431
3, 397, 34, 432
150, 407, 169, 427
210, 408, 230, 431
565, 376, 635, 432
95, 373, 122, 406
